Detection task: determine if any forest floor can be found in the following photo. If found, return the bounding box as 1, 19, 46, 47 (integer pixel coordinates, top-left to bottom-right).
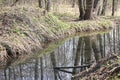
0, 6, 120, 79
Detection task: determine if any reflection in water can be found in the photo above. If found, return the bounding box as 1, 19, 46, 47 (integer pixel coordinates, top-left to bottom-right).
72, 37, 83, 75
0, 27, 120, 80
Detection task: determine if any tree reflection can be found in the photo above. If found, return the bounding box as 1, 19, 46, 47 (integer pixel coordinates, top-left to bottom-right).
50, 52, 58, 80
40, 57, 43, 80
91, 36, 101, 61
84, 36, 92, 63
19, 65, 23, 80
72, 37, 83, 75
34, 59, 39, 80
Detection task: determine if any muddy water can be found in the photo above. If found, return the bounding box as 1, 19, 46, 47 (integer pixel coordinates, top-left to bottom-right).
0, 27, 120, 80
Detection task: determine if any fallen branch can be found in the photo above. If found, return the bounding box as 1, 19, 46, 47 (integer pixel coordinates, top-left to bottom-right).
55, 69, 73, 74
72, 54, 118, 79
54, 64, 90, 69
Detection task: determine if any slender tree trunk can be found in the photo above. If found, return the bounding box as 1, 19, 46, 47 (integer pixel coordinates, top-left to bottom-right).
84, 0, 94, 20
93, 0, 100, 11
78, 0, 85, 20
38, 0, 43, 8
46, 0, 51, 12
112, 0, 115, 16
101, 0, 107, 15
93, 0, 102, 16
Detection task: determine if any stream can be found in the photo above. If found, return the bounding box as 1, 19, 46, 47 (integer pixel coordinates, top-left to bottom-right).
0, 27, 120, 80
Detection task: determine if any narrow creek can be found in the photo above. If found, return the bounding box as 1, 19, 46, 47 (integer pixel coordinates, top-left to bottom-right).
0, 26, 120, 80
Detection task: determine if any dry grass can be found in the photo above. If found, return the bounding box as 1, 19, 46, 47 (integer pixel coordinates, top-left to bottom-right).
0, 5, 118, 67
52, 4, 79, 16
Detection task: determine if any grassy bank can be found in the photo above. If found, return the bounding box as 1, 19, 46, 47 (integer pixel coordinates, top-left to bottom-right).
0, 6, 118, 65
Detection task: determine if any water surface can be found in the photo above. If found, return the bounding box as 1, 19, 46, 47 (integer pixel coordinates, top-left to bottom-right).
0, 27, 120, 80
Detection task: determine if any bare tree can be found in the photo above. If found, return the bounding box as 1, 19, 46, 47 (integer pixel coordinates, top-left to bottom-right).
84, 0, 94, 20
93, 0, 102, 16
78, 0, 95, 20
45, 0, 51, 12
78, 0, 85, 20
39, 0, 43, 8
112, 0, 115, 16
101, 0, 107, 15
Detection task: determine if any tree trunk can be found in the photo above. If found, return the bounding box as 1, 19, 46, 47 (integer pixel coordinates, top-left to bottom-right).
78, 0, 85, 20
38, 0, 43, 8
84, 0, 94, 20
112, 0, 115, 16
93, 0, 102, 16
101, 0, 107, 15
46, 0, 51, 12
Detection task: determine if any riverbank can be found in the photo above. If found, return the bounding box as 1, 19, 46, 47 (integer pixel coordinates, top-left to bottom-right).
0, 6, 119, 64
